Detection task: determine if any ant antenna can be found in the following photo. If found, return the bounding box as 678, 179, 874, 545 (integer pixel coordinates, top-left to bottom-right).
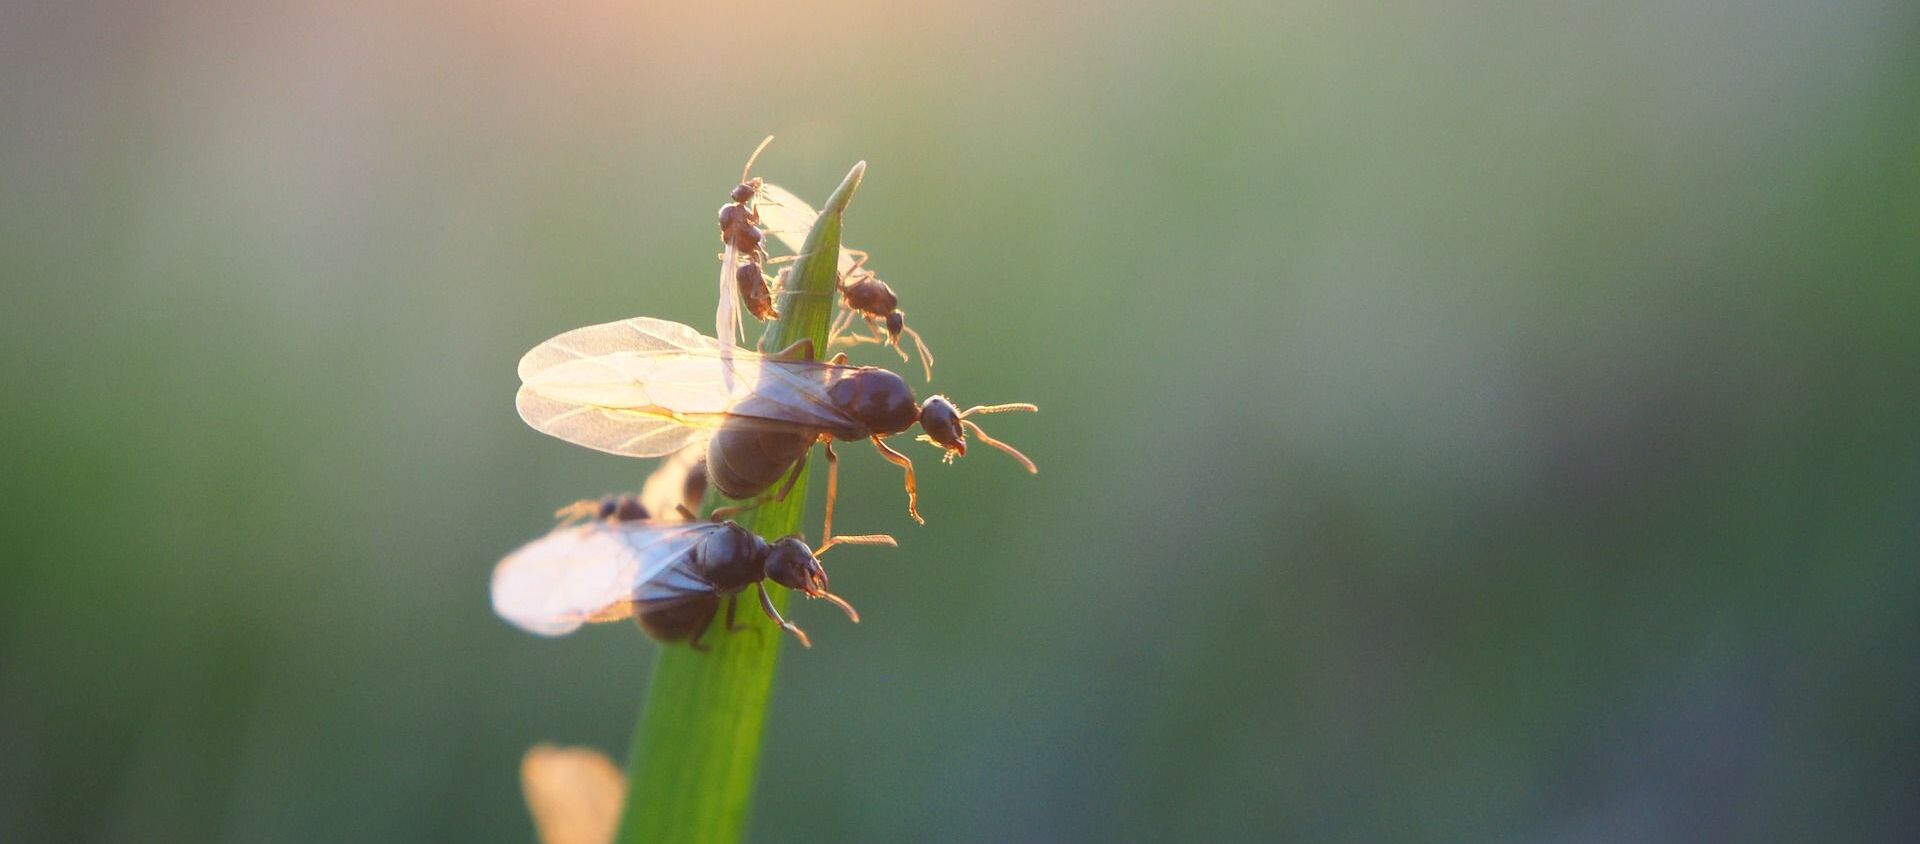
960, 420, 1037, 474
953, 404, 1039, 473
816, 534, 897, 556
741, 135, 775, 182
959, 403, 1038, 417
898, 321, 935, 381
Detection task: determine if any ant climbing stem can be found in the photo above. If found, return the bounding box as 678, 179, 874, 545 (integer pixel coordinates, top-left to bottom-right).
717, 136, 778, 347
518, 315, 1039, 529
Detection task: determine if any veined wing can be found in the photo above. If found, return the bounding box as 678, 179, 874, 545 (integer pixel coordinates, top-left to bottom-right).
716, 242, 744, 346
517, 315, 718, 381
517, 316, 864, 458
491, 520, 725, 637
756, 183, 860, 276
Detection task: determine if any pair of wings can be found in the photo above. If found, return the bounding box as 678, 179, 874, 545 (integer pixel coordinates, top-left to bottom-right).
491, 518, 727, 637
714, 182, 866, 346
515, 316, 863, 459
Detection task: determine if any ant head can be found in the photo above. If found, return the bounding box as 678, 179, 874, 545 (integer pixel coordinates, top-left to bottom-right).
764, 536, 828, 595
828, 368, 919, 436
885, 311, 905, 340
918, 395, 966, 458
611, 495, 650, 522
730, 178, 762, 204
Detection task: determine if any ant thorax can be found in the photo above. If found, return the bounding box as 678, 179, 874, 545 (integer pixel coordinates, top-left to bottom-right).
826, 368, 919, 437
841, 275, 898, 316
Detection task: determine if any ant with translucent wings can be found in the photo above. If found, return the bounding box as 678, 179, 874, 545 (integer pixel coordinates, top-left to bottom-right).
755, 183, 935, 381
716, 136, 780, 345
515, 316, 1036, 530
496, 468, 894, 650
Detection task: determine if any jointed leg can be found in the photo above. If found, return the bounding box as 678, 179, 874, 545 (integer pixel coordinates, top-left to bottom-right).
553, 499, 601, 525
767, 336, 816, 362
872, 436, 924, 525
757, 583, 812, 648
900, 324, 934, 381
710, 450, 808, 521
828, 308, 855, 346
822, 439, 839, 541
771, 448, 808, 504
818, 442, 896, 552
842, 249, 871, 277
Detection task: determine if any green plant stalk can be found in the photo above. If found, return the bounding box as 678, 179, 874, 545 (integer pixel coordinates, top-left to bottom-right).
615, 161, 866, 844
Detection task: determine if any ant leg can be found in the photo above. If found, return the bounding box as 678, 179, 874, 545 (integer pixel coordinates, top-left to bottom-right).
687, 622, 712, 652
861, 316, 894, 346
675, 503, 700, 522
817, 438, 896, 552
725, 593, 750, 632
822, 439, 839, 541
767, 336, 816, 362
719, 452, 810, 520
757, 584, 812, 648
900, 324, 935, 381
871, 437, 925, 525
827, 308, 856, 347
770, 450, 808, 503
817, 534, 896, 555
831, 332, 886, 349
552, 499, 601, 525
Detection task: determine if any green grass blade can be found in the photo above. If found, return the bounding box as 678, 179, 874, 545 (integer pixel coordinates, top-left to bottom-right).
614, 161, 866, 844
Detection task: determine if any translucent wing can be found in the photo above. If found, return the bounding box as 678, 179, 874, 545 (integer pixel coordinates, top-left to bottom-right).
756, 183, 860, 276
521, 745, 624, 844
516, 317, 864, 458
716, 243, 744, 346
491, 520, 723, 637
516, 315, 719, 380
715, 243, 745, 392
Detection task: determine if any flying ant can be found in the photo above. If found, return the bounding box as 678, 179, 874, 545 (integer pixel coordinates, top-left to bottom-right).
755, 183, 935, 380
493, 492, 893, 649
515, 316, 1037, 530
716, 136, 777, 346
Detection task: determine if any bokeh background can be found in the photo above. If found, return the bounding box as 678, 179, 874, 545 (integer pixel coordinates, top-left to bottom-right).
4, 1, 1917, 841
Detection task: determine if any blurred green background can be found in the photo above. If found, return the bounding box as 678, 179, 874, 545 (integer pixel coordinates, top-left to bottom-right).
4, 0, 1917, 841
